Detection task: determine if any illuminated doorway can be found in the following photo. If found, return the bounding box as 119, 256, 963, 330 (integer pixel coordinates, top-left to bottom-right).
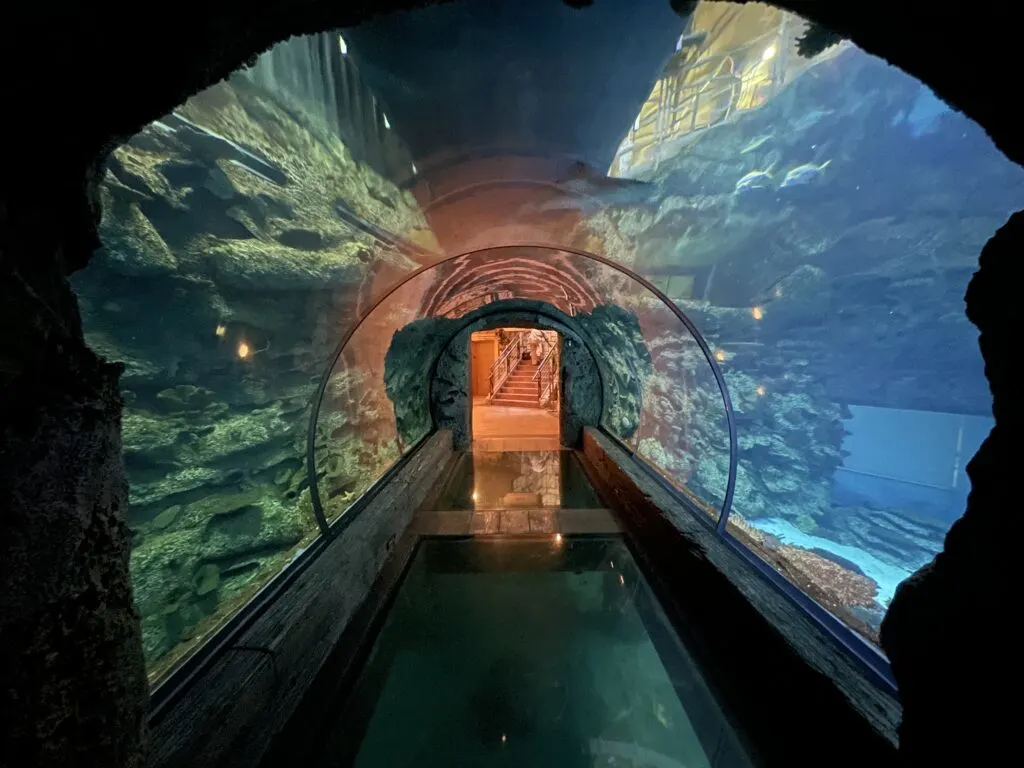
470, 328, 560, 451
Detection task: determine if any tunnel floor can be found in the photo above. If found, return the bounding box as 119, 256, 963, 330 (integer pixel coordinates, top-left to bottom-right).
298, 449, 757, 767
308, 535, 756, 768
472, 402, 560, 452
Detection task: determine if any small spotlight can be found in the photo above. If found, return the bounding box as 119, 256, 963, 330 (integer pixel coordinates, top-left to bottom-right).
751, 306, 764, 321
236, 341, 251, 360
756, 385, 766, 397
411, 162, 418, 175
554, 533, 563, 544
215, 324, 227, 338
383, 114, 391, 130
714, 349, 726, 362
471, 491, 479, 502
762, 44, 777, 61
339, 36, 348, 55
609, 560, 614, 569
501, 734, 507, 744
619, 574, 626, 586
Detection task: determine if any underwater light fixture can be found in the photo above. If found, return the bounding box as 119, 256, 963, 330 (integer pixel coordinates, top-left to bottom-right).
554, 533, 563, 544
236, 341, 252, 360
756, 385, 766, 397
338, 35, 348, 55
714, 349, 726, 362
751, 306, 764, 320
411, 162, 418, 175
215, 324, 227, 338
383, 114, 391, 130
762, 44, 777, 62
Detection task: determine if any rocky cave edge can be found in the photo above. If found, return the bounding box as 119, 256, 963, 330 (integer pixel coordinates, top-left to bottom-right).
0, 1, 1019, 765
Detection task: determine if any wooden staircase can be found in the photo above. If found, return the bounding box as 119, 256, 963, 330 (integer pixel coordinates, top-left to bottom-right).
490, 360, 541, 408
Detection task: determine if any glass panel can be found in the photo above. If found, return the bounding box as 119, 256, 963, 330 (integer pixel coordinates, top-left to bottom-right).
624, 292, 730, 521
313, 273, 436, 523
311, 537, 755, 768
73, 31, 431, 684
605, 1, 1024, 647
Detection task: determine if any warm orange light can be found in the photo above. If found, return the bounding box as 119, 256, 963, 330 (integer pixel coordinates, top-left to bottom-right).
236, 341, 251, 360
215, 324, 227, 338
751, 306, 764, 321
714, 349, 726, 362
756, 385, 766, 397
554, 533, 563, 544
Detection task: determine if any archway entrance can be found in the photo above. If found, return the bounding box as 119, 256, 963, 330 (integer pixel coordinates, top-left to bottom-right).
470, 327, 561, 451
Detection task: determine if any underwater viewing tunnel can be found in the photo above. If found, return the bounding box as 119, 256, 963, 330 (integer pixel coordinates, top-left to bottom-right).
3, 0, 1024, 766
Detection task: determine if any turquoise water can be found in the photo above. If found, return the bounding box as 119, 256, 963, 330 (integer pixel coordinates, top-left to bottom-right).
314, 538, 754, 768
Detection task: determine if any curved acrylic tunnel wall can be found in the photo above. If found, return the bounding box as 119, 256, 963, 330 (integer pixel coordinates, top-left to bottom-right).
72, 32, 437, 684
66, 0, 1024, 694
365, 0, 1024, 656
597, 2, 1024, 650
308, 245, 736, 527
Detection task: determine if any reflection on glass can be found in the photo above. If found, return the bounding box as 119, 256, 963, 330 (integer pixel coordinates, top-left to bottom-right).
72, 31, 431, 683
314, 538, 754, 768
431, 451, 603, 511
607, 1, 1024, 647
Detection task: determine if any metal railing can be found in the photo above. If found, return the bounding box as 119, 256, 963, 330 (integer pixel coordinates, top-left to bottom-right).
488, 332, 525, 400
532, 345, 558, 409
612, 21, 792, 176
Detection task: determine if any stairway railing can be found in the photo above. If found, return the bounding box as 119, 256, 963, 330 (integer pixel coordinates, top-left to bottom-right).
489, 332, 525, 400
532, 345, 558, 409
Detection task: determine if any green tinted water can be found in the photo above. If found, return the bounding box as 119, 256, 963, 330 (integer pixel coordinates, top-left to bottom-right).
315, 538, 754, 768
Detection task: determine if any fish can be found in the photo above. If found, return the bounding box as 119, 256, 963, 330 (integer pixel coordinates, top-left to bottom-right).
734, 166, 775, 193
779, 159, 832, 188
791, 107, 834, 131
740, 133, 774, 154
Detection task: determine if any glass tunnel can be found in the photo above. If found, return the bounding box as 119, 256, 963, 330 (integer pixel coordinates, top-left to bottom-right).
70, 0, 1024, 758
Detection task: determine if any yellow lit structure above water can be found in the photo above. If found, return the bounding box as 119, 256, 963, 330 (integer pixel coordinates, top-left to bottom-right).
610, 2, 847, 179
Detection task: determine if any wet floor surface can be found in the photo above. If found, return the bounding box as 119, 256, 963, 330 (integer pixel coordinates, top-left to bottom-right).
429, 451, 603, 511
311, 538, 755, 768
472, 403, 560, 452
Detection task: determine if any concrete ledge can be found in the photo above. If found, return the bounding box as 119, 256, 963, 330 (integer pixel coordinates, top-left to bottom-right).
581, 427, 900, 765
148, 431, 453, 768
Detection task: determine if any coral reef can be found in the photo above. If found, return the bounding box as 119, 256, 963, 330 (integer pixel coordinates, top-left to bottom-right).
74, 71, 432, 678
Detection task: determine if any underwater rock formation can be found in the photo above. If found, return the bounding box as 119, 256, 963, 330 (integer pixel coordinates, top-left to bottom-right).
74, 66, 434, 676
613, 47, 1023, 416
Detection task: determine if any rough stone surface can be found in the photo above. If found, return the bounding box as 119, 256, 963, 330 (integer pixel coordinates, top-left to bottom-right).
1, 195, 148, 766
